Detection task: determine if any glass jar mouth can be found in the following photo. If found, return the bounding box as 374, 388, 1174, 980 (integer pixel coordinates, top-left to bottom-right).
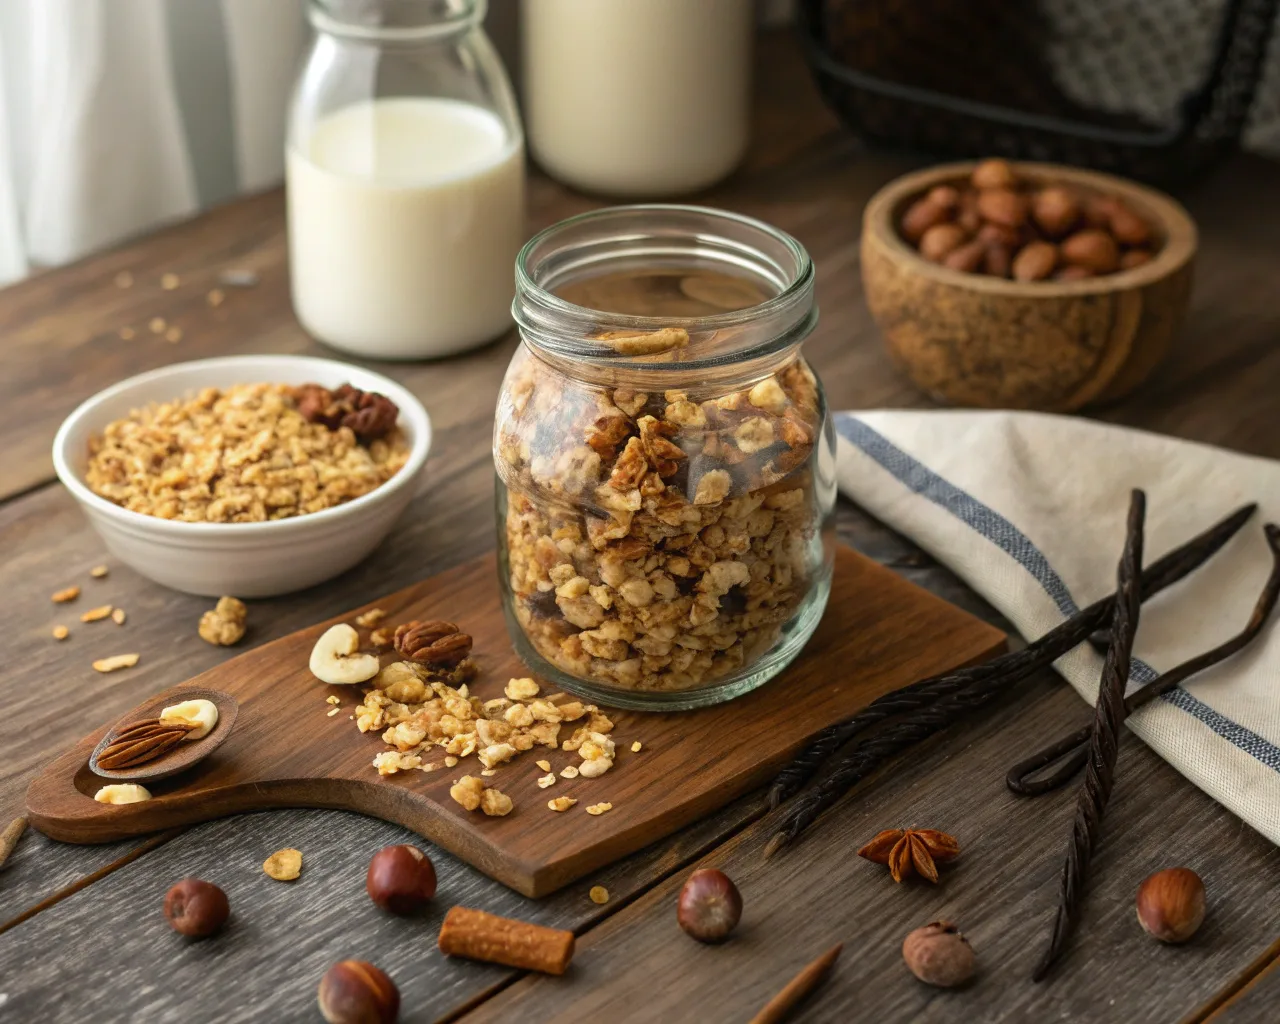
309, 0, 485, 43
513, 204, 817, 373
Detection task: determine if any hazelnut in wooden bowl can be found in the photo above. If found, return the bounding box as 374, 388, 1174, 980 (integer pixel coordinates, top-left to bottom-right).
861, 159, 1197, 411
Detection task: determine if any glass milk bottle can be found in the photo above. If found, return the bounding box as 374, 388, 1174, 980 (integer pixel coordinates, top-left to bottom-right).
288, 0, 525, 360
522, 0, 754, 197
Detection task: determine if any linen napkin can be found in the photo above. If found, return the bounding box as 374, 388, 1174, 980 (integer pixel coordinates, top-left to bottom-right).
834, 410, 1280, 844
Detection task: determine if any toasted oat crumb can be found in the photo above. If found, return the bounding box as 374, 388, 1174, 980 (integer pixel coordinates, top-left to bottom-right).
114, 271, 134, 289
118, 327, 136, 340
536, 759, 552, 772
160, 273, 180, 290
537, 773, 556, 789
327, 708, 340, 717
560, 765, 580, 779
149, 317, 166, 334
480, 768, 496, 777
420, 762, 440, 772
52, 586, 80, 603
164, 326, 183, 343
52, 625, 69, 640
586, 802, 613, 816
589, 885, 609, 904
80, 605, 113, 622
85, 383, 409, 523
199, 596, 247, 645
505, 677, 540, 701
450, 775, 484, 811
111, 608, 126, 625
93, 653, 139, 673
631, 741, 642, 753
262, 848, 302, 881
206, 288, 225, 307
355, 608, 386, 628
480, 788, 514, 817
90, 565, 109, 578
326, 695, 340, 705
548, 796, 577, 812
444, 756, 458, 768
369, 626, 394, 648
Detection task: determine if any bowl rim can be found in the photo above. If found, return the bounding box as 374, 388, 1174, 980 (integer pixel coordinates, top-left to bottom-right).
52, 354, 432, 538
862, 159, 1198, 294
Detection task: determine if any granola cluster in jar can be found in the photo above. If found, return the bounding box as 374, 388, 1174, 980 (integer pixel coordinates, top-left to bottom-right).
497, 339, 826, 696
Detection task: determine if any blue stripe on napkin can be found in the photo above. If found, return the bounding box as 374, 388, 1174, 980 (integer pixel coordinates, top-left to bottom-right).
835, 412, 1280, 774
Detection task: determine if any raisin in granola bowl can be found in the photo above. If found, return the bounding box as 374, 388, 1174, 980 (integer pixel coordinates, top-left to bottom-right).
53, 355, 430, 597
495, 205, 837, 710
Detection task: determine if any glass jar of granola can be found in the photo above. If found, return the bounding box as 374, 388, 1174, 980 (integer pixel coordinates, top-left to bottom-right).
494, 205, 836, 710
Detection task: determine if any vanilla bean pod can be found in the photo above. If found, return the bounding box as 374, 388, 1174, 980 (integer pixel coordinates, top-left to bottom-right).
1008, 523, 1280, 797
1033, 490, 1145, 981
768, 503, 1257, 810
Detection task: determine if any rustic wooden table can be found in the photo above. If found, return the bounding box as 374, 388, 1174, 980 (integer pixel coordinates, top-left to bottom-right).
2, 32, 1278, 1024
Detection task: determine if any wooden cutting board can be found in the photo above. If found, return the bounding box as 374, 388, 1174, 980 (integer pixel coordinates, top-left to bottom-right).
26, 546, 1005, 898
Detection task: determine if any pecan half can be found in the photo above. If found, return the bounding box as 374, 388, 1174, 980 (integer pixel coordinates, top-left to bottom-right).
98, 718, 194, 770
295, 383, 399, 442
394, 620, 473, 668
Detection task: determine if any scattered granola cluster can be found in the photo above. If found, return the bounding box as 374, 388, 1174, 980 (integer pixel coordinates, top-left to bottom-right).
497, 345, 825, 694
350, 656, 617, 814
85, 383, 409, 523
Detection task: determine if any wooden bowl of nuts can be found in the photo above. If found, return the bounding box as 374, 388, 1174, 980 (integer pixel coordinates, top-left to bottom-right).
861, 159, 1197, 411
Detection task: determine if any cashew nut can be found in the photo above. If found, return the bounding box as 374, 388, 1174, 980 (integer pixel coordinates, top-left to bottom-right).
309, 623, 380, 685
94, 784, 152, 804
160, 698, 219, 740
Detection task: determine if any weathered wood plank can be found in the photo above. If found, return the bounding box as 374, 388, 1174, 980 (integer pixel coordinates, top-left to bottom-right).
463, 675, 1280, 1024
0, 795, 766, 1023
0, 828, 147, 925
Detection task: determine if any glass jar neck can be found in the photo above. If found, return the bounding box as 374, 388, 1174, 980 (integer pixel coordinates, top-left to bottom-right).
513, 205, 817, 391
309, 0, 485, 43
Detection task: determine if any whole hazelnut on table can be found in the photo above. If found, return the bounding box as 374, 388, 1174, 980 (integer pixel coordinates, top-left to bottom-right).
318, 960, 399, 1024
677, 868, 742, 943
163, 878, 229, 939
1136, 867, 1206, 943
902, 920, 976, 988
366, 844, 437, 915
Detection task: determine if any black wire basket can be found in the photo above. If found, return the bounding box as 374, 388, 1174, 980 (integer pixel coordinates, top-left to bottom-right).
797, 0, 1280, 184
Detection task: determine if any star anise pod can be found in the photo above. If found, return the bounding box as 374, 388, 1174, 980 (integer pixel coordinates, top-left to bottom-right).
857, 828, 960, 884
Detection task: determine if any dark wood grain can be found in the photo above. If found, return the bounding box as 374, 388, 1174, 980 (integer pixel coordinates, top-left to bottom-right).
0, 26, 1277, 1024
0, 793, 767, 1023
25, 546, 1004, 897
462, 675, 1280, 1024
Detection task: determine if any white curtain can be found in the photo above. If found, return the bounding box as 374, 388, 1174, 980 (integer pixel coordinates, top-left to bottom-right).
0, 0, 307, 285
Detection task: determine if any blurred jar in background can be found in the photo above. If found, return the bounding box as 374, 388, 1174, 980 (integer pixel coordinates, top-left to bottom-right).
287, 0, 524, 360
522, 0, 754, 197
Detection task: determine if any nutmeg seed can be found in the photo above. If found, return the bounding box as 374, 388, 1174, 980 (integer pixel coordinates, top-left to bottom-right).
1011, 241, 1058, 282
977, 188, 1030, 228
900, 198, 950, 243
318, 960, 399, 1024
919, 223, 969, 263
1031, 186, 1081, 238
366, 844, 437, 915
1136, 867, 1205, 944
902, 920, 976, 988
925, 184, 961, 211
163, 877, 229, 939
942, 240, 986, 273
1061, 228, 1120, 273
677, 868, 742, 943
971, 158, 1016, 191
1109, 202, 1152, 246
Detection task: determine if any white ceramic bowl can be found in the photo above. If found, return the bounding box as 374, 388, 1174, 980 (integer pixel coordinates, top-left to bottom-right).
53, 355, 431, 597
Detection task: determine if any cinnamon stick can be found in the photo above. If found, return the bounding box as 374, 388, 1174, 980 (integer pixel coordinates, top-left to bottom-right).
748, 943, 842, 1024
0, 816, 26, 870
437, 906, 575, 975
